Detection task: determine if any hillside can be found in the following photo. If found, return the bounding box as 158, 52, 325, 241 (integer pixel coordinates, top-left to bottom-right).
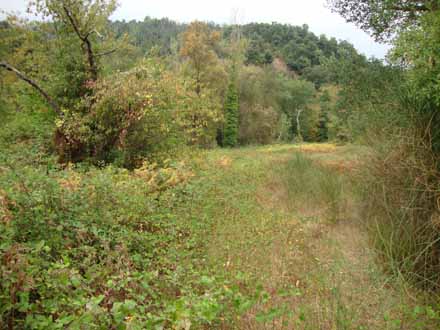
110, 17, 366, 75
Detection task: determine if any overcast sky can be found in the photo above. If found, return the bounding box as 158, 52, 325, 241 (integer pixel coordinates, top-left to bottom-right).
0, 0, 391, 58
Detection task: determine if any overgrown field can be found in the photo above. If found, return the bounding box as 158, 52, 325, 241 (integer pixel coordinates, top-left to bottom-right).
1, 144, 439, 329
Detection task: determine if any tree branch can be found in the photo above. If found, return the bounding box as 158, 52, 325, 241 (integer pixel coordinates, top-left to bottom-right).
95, 48, 118, 57
63, 5, 98, 81
389, 4, 430, 12
63, 5, 85, 41
0, 61, 61, 115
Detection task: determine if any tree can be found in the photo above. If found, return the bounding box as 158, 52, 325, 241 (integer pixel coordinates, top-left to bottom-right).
0, 0, 124, 162
245, 38, 273, 66
1, 0, 119, 110
0, 61, 61, 114
223, 78, 239, 147
302, 65, 330, 89
327, 0, 438, 40
180, 21, 224, 95
29, 0, 118, 82
279, 78, 316, 140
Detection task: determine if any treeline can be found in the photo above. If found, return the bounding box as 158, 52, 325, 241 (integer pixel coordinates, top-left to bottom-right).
1, 8, 373, 169
111, 17, 365, 82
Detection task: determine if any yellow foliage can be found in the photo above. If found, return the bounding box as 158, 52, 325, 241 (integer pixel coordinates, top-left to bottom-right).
134, 161, 194, 193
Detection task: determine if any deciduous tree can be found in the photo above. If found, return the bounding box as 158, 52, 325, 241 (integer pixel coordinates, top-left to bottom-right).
180, 21, 224, 95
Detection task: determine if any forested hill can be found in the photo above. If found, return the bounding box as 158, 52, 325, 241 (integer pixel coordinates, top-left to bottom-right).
110, 17, 365, 74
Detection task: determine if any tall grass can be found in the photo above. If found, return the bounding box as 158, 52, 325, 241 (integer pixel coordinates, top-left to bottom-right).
359, 127, 440, 291
284, 152, 347, 221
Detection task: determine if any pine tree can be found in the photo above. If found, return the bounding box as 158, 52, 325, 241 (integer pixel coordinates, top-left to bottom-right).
223, 80, 239, 147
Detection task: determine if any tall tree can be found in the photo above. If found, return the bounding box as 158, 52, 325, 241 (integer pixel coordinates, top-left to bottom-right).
179, 21, 223, 95
279, 78, 316, 140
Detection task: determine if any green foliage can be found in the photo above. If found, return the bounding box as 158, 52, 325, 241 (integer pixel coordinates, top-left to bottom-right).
240, 23, 343, 73
223, 80, 239, 147
391, 11, 440, 152
110, 16, 185, 56
237, 66, 283, 145
327, 0, 438, 41
111, 18, 362, 77
331, 0, 440, 294
244, 37, 274, 65
29, 0, 119, 84
279, 78, 316, 140
302, 65, 330, 89
0, 153, 261, 329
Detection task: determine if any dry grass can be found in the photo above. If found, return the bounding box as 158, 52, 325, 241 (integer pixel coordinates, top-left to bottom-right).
202, 143, 437, 329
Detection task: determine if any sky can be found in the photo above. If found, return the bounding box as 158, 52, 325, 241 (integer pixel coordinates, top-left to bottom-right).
0, 0, 391, 59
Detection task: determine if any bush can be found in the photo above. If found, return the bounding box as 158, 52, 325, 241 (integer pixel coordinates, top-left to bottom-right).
57, 59, 222, 167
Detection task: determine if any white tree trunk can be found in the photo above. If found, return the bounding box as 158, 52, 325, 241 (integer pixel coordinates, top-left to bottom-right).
296, 109, 303, 142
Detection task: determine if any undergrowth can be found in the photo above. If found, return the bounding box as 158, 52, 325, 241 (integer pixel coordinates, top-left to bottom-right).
0, 153, 258, 328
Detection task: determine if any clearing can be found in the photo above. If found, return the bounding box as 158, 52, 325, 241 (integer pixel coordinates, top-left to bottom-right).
197, 143, 428, 329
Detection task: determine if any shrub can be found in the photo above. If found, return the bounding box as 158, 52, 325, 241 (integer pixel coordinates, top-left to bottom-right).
57, 59, 222, 167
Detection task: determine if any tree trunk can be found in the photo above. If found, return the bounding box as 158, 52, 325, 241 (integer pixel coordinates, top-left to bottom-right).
63, 5, 98, 82
296, 109, 303, 141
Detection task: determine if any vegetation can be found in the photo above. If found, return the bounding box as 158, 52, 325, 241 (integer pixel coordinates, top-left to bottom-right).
2, 0, 440, 328
223, 79, 239, 147
327, 0, 440, 293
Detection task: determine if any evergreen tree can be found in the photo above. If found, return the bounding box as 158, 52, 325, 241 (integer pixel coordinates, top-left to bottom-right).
223, 79, 239, 147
